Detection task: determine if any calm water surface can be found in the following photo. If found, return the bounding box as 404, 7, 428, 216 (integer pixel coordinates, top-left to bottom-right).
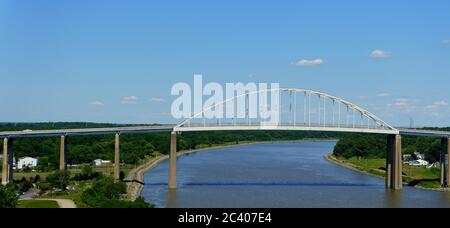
141, 141, 450, 208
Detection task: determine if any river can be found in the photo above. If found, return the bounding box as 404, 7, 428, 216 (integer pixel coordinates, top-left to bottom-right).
141, 141, 450, 208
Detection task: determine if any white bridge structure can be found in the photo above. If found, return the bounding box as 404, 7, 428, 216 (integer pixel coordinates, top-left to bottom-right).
174, 88, 398, 135
2, 87, 450, 192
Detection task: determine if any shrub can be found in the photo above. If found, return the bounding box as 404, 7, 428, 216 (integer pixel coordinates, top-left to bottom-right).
81, 176, 152, 208
73, 165, 102, 181
46, 170, 71, 190
0, 185, 19, 208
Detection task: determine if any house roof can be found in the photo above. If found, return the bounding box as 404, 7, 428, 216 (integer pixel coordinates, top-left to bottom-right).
18, 157, 38, 160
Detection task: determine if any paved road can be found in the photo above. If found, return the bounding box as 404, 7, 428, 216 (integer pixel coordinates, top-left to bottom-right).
20, 189, 40, 200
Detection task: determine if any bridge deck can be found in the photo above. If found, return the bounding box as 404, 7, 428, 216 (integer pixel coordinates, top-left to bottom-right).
0, 125, 174, 138
399, 128, 450, 138
174, 124, 399, 135
0, 125, 448, 139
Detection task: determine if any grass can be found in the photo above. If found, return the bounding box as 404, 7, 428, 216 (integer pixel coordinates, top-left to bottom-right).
414, 180, 442, 189
17, 200, 59, 208
344, 157, 387, 176
332, 155, 442, 189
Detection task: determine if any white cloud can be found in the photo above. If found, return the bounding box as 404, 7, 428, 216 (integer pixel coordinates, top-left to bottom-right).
430, 112, 440, 117
376, 93, 390, 97
292, 59, 325, 66
150, 97, 166, 103
389, 98, 412, 109
370, 50, 392, 58
121, 96, 138, 104
392, 101, 408, 107
427, 100, 448, 109
88, 101, 104, 107
433, 101, 448, 106
443, 40, 450, 44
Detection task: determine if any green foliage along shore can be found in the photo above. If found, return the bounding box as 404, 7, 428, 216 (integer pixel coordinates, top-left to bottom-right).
333, 134, 388, 158
333, 133, 448, 162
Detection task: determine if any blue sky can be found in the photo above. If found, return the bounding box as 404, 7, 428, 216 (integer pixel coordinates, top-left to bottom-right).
1, 0, 450, 126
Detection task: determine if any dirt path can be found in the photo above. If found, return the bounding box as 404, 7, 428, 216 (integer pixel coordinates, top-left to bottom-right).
54, 199, 77, 208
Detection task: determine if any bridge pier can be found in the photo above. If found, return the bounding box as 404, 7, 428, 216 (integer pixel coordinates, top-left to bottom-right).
386, 134, 402, 190
114, 133, 120, 181
169, 132, 177, 189
441, 138, 450, 187
59, 135, 67, 171
1, 138, 14, 186
441, 152, 446, 187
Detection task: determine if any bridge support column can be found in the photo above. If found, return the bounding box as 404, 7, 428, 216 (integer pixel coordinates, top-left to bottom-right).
169, 132, 177, 189
114, 133, 120, 181
442, 138, 450, 188
386, 134, 402, 190
1, 138, 13, 186
441, 152, 446, 187
59, 135, 67, 171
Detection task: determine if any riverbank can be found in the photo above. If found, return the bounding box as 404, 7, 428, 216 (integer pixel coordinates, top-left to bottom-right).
126, 139, 337, 201
324, 154, 386, 179
324, 154, 449, 192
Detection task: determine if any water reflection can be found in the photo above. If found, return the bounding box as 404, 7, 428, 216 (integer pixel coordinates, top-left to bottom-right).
167, 189, 177, 208
383, 190, 403, 208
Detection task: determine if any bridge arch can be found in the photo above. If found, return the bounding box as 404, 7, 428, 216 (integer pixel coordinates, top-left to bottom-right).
174, 88, 398, 135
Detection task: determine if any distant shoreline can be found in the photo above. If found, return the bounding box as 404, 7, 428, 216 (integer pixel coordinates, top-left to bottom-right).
324, 154, 385, 180
126, 139, 338, 201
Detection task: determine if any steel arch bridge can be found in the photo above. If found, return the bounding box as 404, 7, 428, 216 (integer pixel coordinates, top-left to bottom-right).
174, 87, 399, 135
2, 87, 450, 191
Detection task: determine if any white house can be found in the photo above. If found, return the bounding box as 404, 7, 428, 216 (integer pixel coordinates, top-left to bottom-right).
17, 157, 39, 170
93, 159, 111, 167
408, 159, 429, 167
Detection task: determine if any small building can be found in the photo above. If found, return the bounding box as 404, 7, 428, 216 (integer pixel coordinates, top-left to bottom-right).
408, 159, 429, 167
17, 157, 39, 170
92, 159, 111, 167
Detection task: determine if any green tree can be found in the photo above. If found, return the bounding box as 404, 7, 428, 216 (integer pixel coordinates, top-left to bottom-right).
0, 185, 19, 208
81, 177, 152, 208
74, 165, 101, 181
46, 170, 71, 190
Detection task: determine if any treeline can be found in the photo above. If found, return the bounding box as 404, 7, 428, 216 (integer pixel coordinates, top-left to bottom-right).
333, 133, 447, 163
0, 123, 344, 171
